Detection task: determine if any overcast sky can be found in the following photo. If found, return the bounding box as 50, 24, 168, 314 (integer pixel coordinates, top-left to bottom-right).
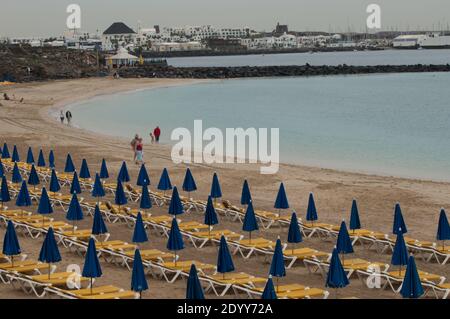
1, 0, 449, 37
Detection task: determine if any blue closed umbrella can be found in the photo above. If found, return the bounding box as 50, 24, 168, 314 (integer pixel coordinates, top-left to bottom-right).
38, 227, 61, 279
400, 256, 424, 299
336, 221, 354, 263
91, 173, 105, 203
64, 154, 75, 173
240, 179, 252, 205
182, 168, 197, 195
204, 196, 218, 237
140, 184, 152, 212
1, 176, 11, 207
131, 249, 148, 298
391, 230, 409, 276
11, 145, 19, 162
136, 164, 150, 186
37, 187, 53, 226
27, 164, 40, 189
117, 161, 130, 183
326, 248, 349, 297
261, 276, 277, 299
115, 180, 128, 207
306, 193, 318, 224
269, 238, 286, 292
3, 221, 21, 266
48, 150, 55, 168
393, 203, 407, 235
157, 168, 172, 192
167, 217, 184, 265
186, 264, 205, 299
99, 159, 109, 179
91, 205, 108, 236
70, 171, 82, 194
243, 200, 259, 242
79, 159, 90, 179
168, 186, 184, 216
274, 183, 289, 211
1, 143, 10, 159
26, 147, 35, 164
82, 238, 102, 294
37, 149, 46, 167
66, 193, 84, 233
210, 172, 222, 199
16, 181, 31, 214
349, 199, 361, 232
11, 162, 22, 184
287, 212, 302, 253
132, 212, 148, 244
49, 169, 61, 194
217, 235, 235, 278
436, 209, 450, 250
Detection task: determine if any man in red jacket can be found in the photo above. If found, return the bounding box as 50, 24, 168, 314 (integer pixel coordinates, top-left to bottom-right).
153, 126, 161, 143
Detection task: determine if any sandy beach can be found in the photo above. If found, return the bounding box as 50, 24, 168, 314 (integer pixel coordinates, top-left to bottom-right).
0, 77, 449, 299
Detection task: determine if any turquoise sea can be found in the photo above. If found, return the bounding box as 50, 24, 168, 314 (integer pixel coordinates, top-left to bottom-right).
72, 72, 450, 181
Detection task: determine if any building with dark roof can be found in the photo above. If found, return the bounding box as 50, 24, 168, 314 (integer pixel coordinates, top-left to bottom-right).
102, 22, 137, 51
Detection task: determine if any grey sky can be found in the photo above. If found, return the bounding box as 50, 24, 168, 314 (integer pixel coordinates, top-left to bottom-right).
1, 0, 449, 37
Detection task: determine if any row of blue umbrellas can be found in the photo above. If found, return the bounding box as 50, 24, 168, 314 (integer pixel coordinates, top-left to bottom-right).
1, 144, 55, 168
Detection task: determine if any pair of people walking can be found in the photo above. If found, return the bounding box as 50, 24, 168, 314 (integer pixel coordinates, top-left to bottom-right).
130, 134, 144, 165
60, 110, 72, 124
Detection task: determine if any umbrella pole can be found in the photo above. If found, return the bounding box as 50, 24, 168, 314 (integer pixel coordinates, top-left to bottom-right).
42, 215, 45, 227
249, 231, 252, 244
276, 277, 279, 293
11, 255, 14, 268
48, 263, 51, 279
335, 288, 338, 299
174, 250, 177, 267
399, 265, 401, 277
73, 221, 75, 234
139, 291, 142, 299
90, 278, 93, 295
443, 240, 445, 251
209, 226, 211, 238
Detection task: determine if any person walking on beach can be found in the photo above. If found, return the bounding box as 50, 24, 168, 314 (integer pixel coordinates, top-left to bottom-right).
135, 138, 144, 165
130, 134, 139, 161
65, 110, 72, 125
60, 110, 65, 124
149, 132, 155, 144
154, 126, 161, 143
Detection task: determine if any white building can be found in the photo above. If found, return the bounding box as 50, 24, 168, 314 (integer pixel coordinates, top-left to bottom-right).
102, 22, 136, 51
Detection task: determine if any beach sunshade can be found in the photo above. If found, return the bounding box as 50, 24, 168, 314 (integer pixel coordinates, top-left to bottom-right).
0, 160, 4, 178
274, 183, 289, 209
349, 199, 361, 231
186, 264, 205, 299
242, 200, 259, 235
91, 174, 105, 198
210, 172, 222, 199
1, 176, 11, 204
79, 159, 90, 179
168, 186, 184, 216
261, 276, 277, 299
26, 147, 35, 164
37, 149, 46, 167
306, 193, 318, 222
182, 168, 197, 193
1, 143, 10, 159
132, 212, 148, 244
117, 161, 130, 183
82, 238, 102, 278
66, 193, 84, 221
3, 221, 21, 257
70, 171, 82, 194
49, 169, 61, 193
64, 154, 75, 173
157, 168, 172, 191
167, 217, 184, 254
140, 184, 152, 210
99, 159, 109, 179
37, 188, 53, 215
136, 164, 150, 186
336, 221, 354, 255
91, 205, 108, 235
48, 150, 55, 168
326, 248, 349, 289
204, 196, 219, 226
240, 179, 252, 205
393, 203, 407, 235
11, 163, 22, 183
38, 227, 61, 264
436, 209, 450, 242
269, 239, 286, 279
391, 231, 409, 267
16, 181, 31, 208
400, 256, 424, 299
11, 145, 19, 162
287, 212, 302, 244
27, 164, 40, 187
217, 236, 235, 274
114, 180, 128, 206
131, 249, 148, 295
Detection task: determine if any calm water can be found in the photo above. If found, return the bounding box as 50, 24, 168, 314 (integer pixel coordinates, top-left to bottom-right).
167, 49, 450, 67
72, 72, 450, 181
